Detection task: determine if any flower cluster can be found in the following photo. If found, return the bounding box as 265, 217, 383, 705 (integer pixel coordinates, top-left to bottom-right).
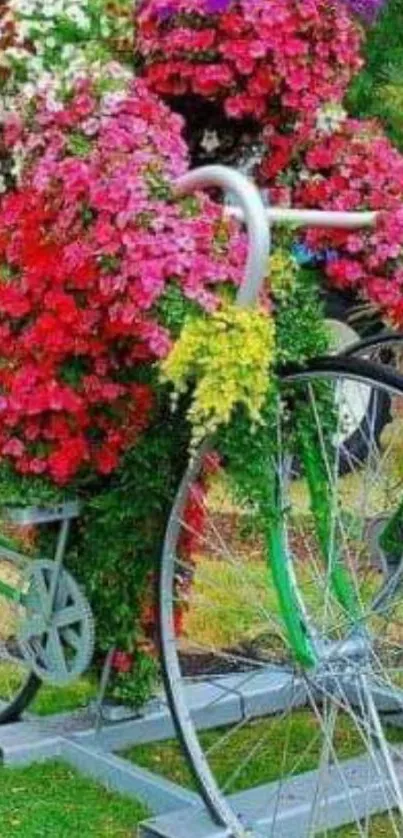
137, 0, 362, 132
0, 0, 135, 192
161, 301, 276, 447
136, 0, 403, 330
343, 0, 387, 23
0, 0, 132, 103
261, 117, 403, 325
0, 79, 246, 483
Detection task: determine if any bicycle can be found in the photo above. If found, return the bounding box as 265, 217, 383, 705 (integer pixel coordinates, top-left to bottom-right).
1, 166, 403, 838
0, 500, 94, 722
158, 166, 403, 837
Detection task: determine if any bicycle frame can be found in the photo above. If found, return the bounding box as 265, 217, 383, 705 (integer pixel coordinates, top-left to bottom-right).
175, 165, 400, 666
0, 503, 79, 615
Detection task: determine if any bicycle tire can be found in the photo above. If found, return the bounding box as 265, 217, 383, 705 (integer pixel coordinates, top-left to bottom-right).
159, 354, 403, 837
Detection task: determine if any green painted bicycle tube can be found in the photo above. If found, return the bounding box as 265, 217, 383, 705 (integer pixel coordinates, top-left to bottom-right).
0, 577, 24, 604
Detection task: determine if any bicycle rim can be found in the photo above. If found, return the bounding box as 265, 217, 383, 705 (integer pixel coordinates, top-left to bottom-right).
159, 357, 403, 837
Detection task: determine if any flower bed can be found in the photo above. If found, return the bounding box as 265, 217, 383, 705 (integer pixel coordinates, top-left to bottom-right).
0, 69, 254, 700
137, 0, 403, 330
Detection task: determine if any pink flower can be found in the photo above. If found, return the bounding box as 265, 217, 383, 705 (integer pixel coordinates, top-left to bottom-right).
2, 438, 24, 458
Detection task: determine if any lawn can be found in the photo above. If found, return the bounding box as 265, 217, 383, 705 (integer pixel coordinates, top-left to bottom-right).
30, 675, 98, 717
0, 761, 148, 838
0, 675, 147, 836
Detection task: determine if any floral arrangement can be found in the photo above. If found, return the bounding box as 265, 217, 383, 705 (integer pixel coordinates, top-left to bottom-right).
136, 0, 403, 329
136, 0, 362, 163
0, 0, 133, 108
0, 0, 398, 703
260, 116, 403, 325
0, 0, 134, 192
0, 66, 249, 698
0, 77, 247, 486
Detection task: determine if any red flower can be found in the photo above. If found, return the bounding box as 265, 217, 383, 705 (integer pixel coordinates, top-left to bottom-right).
111, 650, 134, 673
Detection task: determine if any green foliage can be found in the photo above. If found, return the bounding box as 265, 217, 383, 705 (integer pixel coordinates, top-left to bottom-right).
64, 398, 190, 705
347, 0, 403, 149
217, 268, 328, 504
0, 462, 75, 509
154, 284, 202, 338
274, 267, 329, 366
111, 650, 159, 708
161, 302, 277, 447
66, 132, 94, 158
379, 498, 403, 561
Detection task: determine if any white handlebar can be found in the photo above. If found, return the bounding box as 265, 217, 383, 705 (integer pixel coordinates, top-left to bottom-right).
227, 205, 377, 230
175, 164, 379, 307
175, 165, 270, 307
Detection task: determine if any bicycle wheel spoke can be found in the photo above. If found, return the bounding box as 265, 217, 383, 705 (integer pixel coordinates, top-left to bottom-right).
160, 361, 403, 837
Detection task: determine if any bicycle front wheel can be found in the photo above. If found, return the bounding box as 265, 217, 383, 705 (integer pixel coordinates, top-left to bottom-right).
0, 549, 40, 722
160, 356, 403, 838
346, 330, 403, 370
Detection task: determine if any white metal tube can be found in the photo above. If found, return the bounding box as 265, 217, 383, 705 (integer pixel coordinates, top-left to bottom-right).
227, 205, 377, 230
175, 165, 270, 306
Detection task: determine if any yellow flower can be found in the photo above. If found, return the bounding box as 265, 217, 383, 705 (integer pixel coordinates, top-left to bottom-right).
160, 302, 276, 447
269, 248, 298, 298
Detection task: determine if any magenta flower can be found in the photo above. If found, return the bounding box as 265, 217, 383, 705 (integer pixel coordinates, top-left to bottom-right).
343, 0, 387, 23
205, 0, 232, 11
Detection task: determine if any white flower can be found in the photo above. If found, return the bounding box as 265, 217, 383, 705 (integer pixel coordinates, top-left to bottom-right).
200, 130, 221, 153
316, 103, 347, 135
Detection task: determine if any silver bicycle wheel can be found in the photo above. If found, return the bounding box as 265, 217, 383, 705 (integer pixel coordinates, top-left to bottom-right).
328, 325, 397, 473
0, 548, 40, 722
160, 356, 403, 837
346, 331, 403, 371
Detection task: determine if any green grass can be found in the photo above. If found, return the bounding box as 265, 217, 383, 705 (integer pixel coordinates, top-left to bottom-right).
124, 711, 403, 794
125, 714, 403, 836
0, 761, 148, 837
31, 675, 98, 716
0, 664, 98, 717
347, 0, 403, 149
324, 816, 403, 836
